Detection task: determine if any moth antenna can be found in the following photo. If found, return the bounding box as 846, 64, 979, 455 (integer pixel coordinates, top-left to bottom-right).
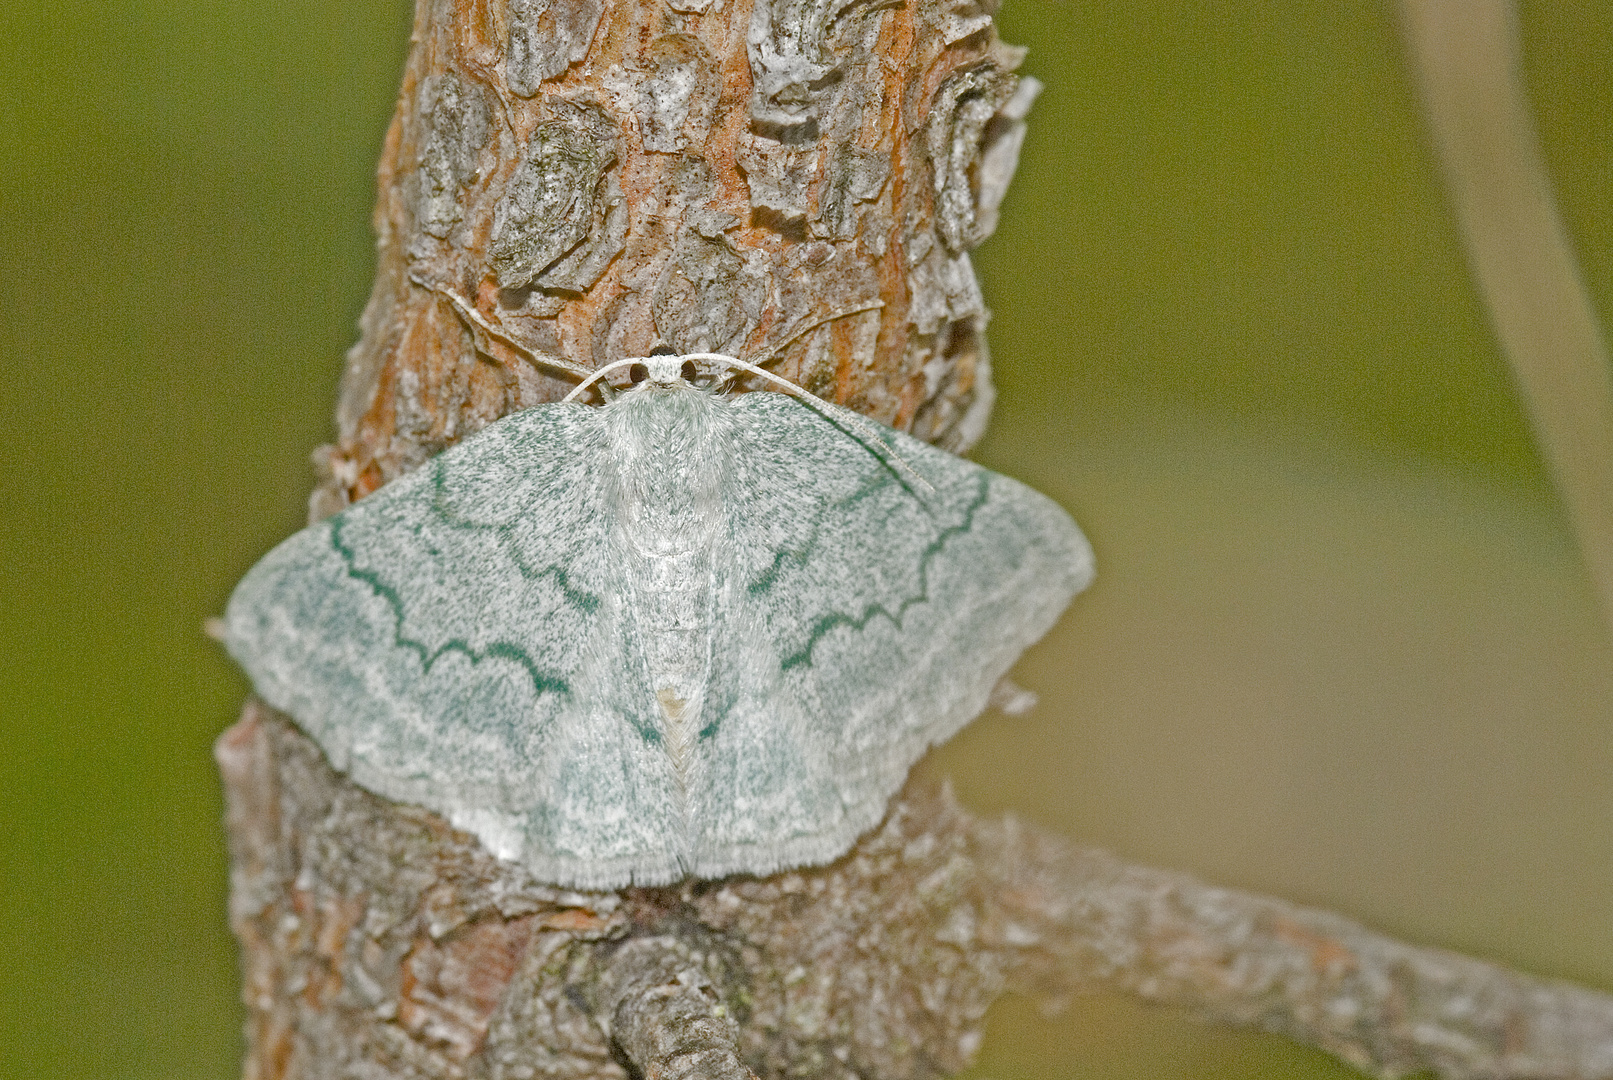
730, 300, 929, 493
411, 275, 595, 382
749, 300, 886, 368
561, 301, 885, 403
678, 352, 935, 497
560, 357, 643, 404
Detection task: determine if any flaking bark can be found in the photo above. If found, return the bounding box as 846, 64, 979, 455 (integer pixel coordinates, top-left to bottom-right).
312, 0, 1033, 520
222, 0, 1613, 1076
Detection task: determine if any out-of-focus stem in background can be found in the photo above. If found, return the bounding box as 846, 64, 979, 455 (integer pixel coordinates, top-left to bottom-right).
1401, 0, 1613, 636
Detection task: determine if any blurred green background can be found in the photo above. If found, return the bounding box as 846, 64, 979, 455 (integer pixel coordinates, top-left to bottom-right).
2, 1, 1610, 1077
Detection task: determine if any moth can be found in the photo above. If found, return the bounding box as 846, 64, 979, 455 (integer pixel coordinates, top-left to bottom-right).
224, 353, 1093, 889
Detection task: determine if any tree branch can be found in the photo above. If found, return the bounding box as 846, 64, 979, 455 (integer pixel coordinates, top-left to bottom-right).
314, 0, 1030, 520
220, 704, 1613, 1079
219, 0, 1613, 1076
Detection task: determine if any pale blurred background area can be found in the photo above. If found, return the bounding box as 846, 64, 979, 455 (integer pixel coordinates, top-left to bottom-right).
1, 2, 1610, 1079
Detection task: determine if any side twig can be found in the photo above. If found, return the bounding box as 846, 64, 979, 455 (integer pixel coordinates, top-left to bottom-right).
219, 704, 1613, 1080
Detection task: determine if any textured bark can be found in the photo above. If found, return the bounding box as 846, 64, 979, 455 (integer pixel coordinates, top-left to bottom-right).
221, 0, 1613, 1076
222, 704, 1613, 1080
312, 0, 1036, 520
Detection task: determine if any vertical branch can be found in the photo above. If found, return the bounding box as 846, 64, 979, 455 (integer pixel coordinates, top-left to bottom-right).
1400, 0, 1613, 634
229, 0, 1042, 1074
312, 0, 1040, 520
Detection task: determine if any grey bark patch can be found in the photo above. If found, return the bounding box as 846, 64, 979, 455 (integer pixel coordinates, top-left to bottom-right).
648, 159, 759, 352
475, 933, 621, 1080
927, 64, 1020, 256
734, 134, 813, 221
648, 158, 761, 351
635, 35, 712, 154
538, 168, 627, 293
904, 231, 984, 336
818, 143, 889, 240
746, 0, 887, 129
413, 72, 491, 240
589, 156, 750, 360
969, 75, 1039, 246
910, 313, 994, 452
651, 232, 752, 353
490, 103, 623, 292
925, 0, 999, 46
505, 0, 606, 97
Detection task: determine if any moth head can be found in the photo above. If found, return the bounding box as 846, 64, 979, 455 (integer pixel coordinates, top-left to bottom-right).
637, 353, 696, 388
634, 351, 741, 394
557, 351, 760, 405
563, 352, 723, 404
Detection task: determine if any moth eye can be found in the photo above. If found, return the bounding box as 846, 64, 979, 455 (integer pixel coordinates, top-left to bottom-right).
681, 360, 698, 382
629, 363, 649, 385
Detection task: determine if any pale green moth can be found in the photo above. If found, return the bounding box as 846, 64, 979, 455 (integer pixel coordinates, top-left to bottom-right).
224, 354, 1093, 889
